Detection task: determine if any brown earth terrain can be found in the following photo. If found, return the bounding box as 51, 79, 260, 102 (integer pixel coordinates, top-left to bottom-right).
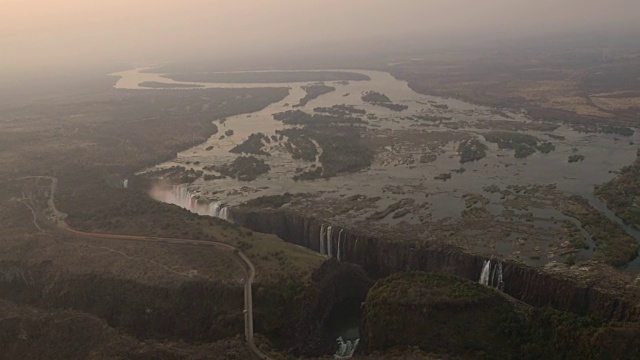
0, 78, 324, 358
390, 48, 640, 127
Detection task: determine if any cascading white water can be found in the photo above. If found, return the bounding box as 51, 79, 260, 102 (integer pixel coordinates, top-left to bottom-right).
209, 201, 230, 221
320, 225, 327, 256
123, 179, 129, 189
152, 185, 233, 221
479, 260, 491, 286
169, 185, 201, 212
335, 336, 359, 359
479, 259, 504, 289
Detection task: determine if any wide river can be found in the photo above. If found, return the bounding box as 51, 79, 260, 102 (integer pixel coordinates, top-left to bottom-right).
112, 67, 640, 271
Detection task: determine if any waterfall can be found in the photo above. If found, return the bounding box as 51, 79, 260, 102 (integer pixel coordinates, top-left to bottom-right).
320, 225, 327, 255
479, 259, 504, 289
209, 201, 230, 221
170, 185, 200, 211
327, 226, 334, 257
123, 179, 129, 189
152, 185, 233, 222
479, 260, 491, 286
334, 337, 359, 359
337, 229, 344, 261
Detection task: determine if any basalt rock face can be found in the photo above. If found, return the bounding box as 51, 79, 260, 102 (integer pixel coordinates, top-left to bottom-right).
230, 208, 640, 323
229, 209, 484, 279
292, 259, 373, 358
502, 263, 639, 322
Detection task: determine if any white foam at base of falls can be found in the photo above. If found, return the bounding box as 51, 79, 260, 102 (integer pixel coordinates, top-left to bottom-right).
334, 336, 359, 359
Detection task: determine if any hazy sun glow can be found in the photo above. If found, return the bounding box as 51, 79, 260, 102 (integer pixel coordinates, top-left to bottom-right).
1, 0, 638, 77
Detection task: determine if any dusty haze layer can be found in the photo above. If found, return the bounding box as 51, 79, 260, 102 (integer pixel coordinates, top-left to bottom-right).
2, 0, 639, 78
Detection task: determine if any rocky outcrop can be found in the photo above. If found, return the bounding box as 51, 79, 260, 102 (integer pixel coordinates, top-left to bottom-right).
230, 208, 640, 323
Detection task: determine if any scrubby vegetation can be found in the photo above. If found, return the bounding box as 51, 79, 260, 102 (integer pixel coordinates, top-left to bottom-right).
295, 84, 336, 107
278, 129, 318, 162
273, 110, 363, 125
244, 193, 296, 209
361, 91, 408, 111
514, 144, 536, 158
458, 138, 488, 163
573, 124, 635, 137
419, 153, 438, 163
273, 111, 373, 178
230, 133, 270, 156
483, 131, 556, 158
600, 125, 635, 136
568, 154, 586, 163
595, 150, 640, 229
434, 173, 452, 181
562, 195, 638, 266
317, 126, 373, 177
537, 142, 556, 154
206, 156, 271, 181
144, 166, 203, 183
314, 104, 366, 117
362, 91, 392, 103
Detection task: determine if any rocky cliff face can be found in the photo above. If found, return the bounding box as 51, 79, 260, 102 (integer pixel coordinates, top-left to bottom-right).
291, 259, 372, 357
230, 208, 640, 323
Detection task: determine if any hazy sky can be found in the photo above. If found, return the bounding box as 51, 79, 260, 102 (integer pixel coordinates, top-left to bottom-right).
1, 0, 638, 77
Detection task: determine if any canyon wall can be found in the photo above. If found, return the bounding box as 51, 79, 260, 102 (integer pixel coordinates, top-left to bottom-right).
291, 259, 372, 357
230, 208, 640, 323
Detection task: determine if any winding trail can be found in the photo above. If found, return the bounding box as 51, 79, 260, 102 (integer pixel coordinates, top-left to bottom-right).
22, 176, 270, 360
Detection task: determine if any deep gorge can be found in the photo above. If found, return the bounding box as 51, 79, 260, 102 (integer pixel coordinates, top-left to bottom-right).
228, 207, 639, 323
